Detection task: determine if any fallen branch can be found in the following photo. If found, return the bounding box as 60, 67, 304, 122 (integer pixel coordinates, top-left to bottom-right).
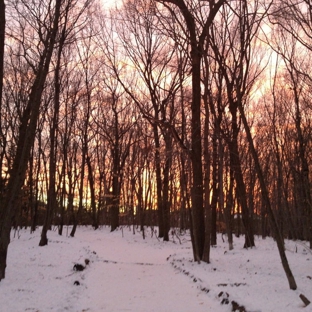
299, 294, 311, 307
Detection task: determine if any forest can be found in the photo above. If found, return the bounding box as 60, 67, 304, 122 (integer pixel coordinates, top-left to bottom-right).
0, 0, 311, 290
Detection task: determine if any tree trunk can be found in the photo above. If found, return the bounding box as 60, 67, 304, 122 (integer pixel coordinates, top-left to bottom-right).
39, 21, 66, 245
210, 127, 218, 246
86, 155, 98, 230
153, 124, 164, 238
190, 53, 205, 261
70, 151, 86, 237
110, 131, 121, 232
179, 153, 188, 231
0, 0, 4, 133
237, 99, 297, 290
31, 144, 41, 233
39, 73, 60, 246
58, 160, 67, 236
202, 90, 211, 262
0, 0, 5, 223
162, 129, 172, 241
225, 167, 234, 250
228, 102, 254, 248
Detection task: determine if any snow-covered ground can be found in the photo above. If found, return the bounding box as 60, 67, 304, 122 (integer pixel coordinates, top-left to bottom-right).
0, 226, 311, 312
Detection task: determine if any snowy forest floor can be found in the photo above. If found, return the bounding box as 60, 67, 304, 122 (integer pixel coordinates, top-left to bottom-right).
0, 226, 311, 312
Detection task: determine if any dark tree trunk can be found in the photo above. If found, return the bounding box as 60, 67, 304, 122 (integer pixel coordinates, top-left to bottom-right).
39, 77, 59, 246
138, 181, 145, 238
210, 126, 218, 246
110, 115, 121, 231
31, 146, 41, 233
153, 124, 164, 238
110, 195, 119, 232
162, 132, 172, 242
135, 173, 142, 231
86, 155, 98, 230
179, 154, 188, 231
202, 89, 211, 262
28, 148, 35, 231
70, 148, 86, 237
110, 145, 123, 232
228, 102, 254, 248
237, 98, 297, 290
225, 167, 234, 250
0, 0, 5, 222
0, 0, 4, 131
58, 162, 67, 236
39, 17, 66, 246
190, 53, 205, 261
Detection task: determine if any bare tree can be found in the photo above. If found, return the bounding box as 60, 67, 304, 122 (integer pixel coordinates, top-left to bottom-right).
39, 0, 94, 245
207, 1, 258, 248
229, 0, 297, 290
70, 33, 98, 237
94, 83, 135, 232
270, 0, 312, 250
96, 1, 184, 240
156, 0, 226, 261
0, 0, 62, 280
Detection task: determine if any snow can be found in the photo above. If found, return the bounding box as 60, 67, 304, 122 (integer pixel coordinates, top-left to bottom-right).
0, 226, 311, 312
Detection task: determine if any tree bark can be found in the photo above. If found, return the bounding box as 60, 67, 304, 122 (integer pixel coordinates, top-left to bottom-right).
210, 125, 218, 246
0, 0, 5, 216
202, 95, 211, 262
0, 0, 4, 124
190, 53, 205, 261
0, 0, 4, 123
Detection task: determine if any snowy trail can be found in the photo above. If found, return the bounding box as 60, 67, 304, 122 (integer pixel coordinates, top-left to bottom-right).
70, 228, 224, 312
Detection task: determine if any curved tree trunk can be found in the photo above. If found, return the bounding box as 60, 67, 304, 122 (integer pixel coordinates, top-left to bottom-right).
237, 98, 297, 290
